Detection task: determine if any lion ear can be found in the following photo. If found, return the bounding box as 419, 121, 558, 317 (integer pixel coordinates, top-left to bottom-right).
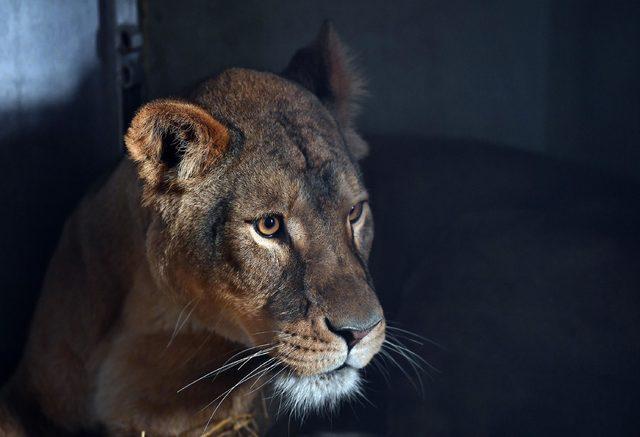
125, 99, 229, 197
283, 21, 368, 159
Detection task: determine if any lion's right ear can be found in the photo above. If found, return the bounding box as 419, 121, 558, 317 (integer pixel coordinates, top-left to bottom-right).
125, 99, 229, 198
283, 21, 368, 159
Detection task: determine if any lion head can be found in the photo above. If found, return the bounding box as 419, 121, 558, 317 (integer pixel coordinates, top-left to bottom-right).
124, 22, 384, 415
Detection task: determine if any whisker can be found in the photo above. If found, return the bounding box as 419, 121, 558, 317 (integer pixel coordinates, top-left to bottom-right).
386, 324, 445, 350
247, 362, 288, 395
383, 340, 426, 394
385, 331, 425, 345
379, 347, 420, 391
181, 331, 213, 366
385, 336, 441, 374
201, 357, 279, 433
209, 346, 276, 379
219, 342, 275, 365
247, 361, 282, 391
250, 329, 292, 337
178, 344, 276, 393
370, 355, 391, 386
384, 338, 426, 371
352, 383, 374, 409
235, 342, 284, 371
200, 356, 280, 413
245, 344, 302, 397
166, 298, 197, 348
272, 367, 294, 419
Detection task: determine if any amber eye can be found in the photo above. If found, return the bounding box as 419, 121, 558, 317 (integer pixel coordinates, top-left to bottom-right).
348, 201, 365, 224
255, 215, 281, 237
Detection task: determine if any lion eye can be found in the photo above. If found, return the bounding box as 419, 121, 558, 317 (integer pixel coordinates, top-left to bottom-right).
348, 201, 365, 224
255, 215, 282, 237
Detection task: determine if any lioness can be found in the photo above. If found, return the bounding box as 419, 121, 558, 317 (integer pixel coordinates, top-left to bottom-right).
2, 23, 385, 435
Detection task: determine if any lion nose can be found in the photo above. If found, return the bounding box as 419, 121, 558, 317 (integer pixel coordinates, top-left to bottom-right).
326, 318, 382, 349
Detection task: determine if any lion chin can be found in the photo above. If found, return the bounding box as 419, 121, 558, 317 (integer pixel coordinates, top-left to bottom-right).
272, 366, 362, 417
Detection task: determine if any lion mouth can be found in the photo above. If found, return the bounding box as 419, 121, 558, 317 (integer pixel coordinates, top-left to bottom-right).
271, 365, 361, 416
330, 363, 350, 372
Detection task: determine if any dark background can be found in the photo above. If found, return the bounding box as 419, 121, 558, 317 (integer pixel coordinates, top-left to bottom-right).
142, 0, 640, 179
1, 1, 640, 435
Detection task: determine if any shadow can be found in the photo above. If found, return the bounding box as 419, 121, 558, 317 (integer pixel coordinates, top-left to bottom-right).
0, 69, 123, 384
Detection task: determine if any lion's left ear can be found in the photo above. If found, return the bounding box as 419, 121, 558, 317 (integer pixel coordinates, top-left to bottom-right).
283, 21, 368, 159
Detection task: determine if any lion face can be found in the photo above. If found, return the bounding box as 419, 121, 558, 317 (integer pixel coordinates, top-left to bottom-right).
125, 23, 384, 414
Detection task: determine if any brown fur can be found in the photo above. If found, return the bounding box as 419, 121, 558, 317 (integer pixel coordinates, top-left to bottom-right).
126, 99, 231, 204
2, 23, 384, 435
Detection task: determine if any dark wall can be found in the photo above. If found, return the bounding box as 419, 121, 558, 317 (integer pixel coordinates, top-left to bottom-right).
547, 1, 640, 180
142, 0, 640, 180
0, 1, 127, 382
